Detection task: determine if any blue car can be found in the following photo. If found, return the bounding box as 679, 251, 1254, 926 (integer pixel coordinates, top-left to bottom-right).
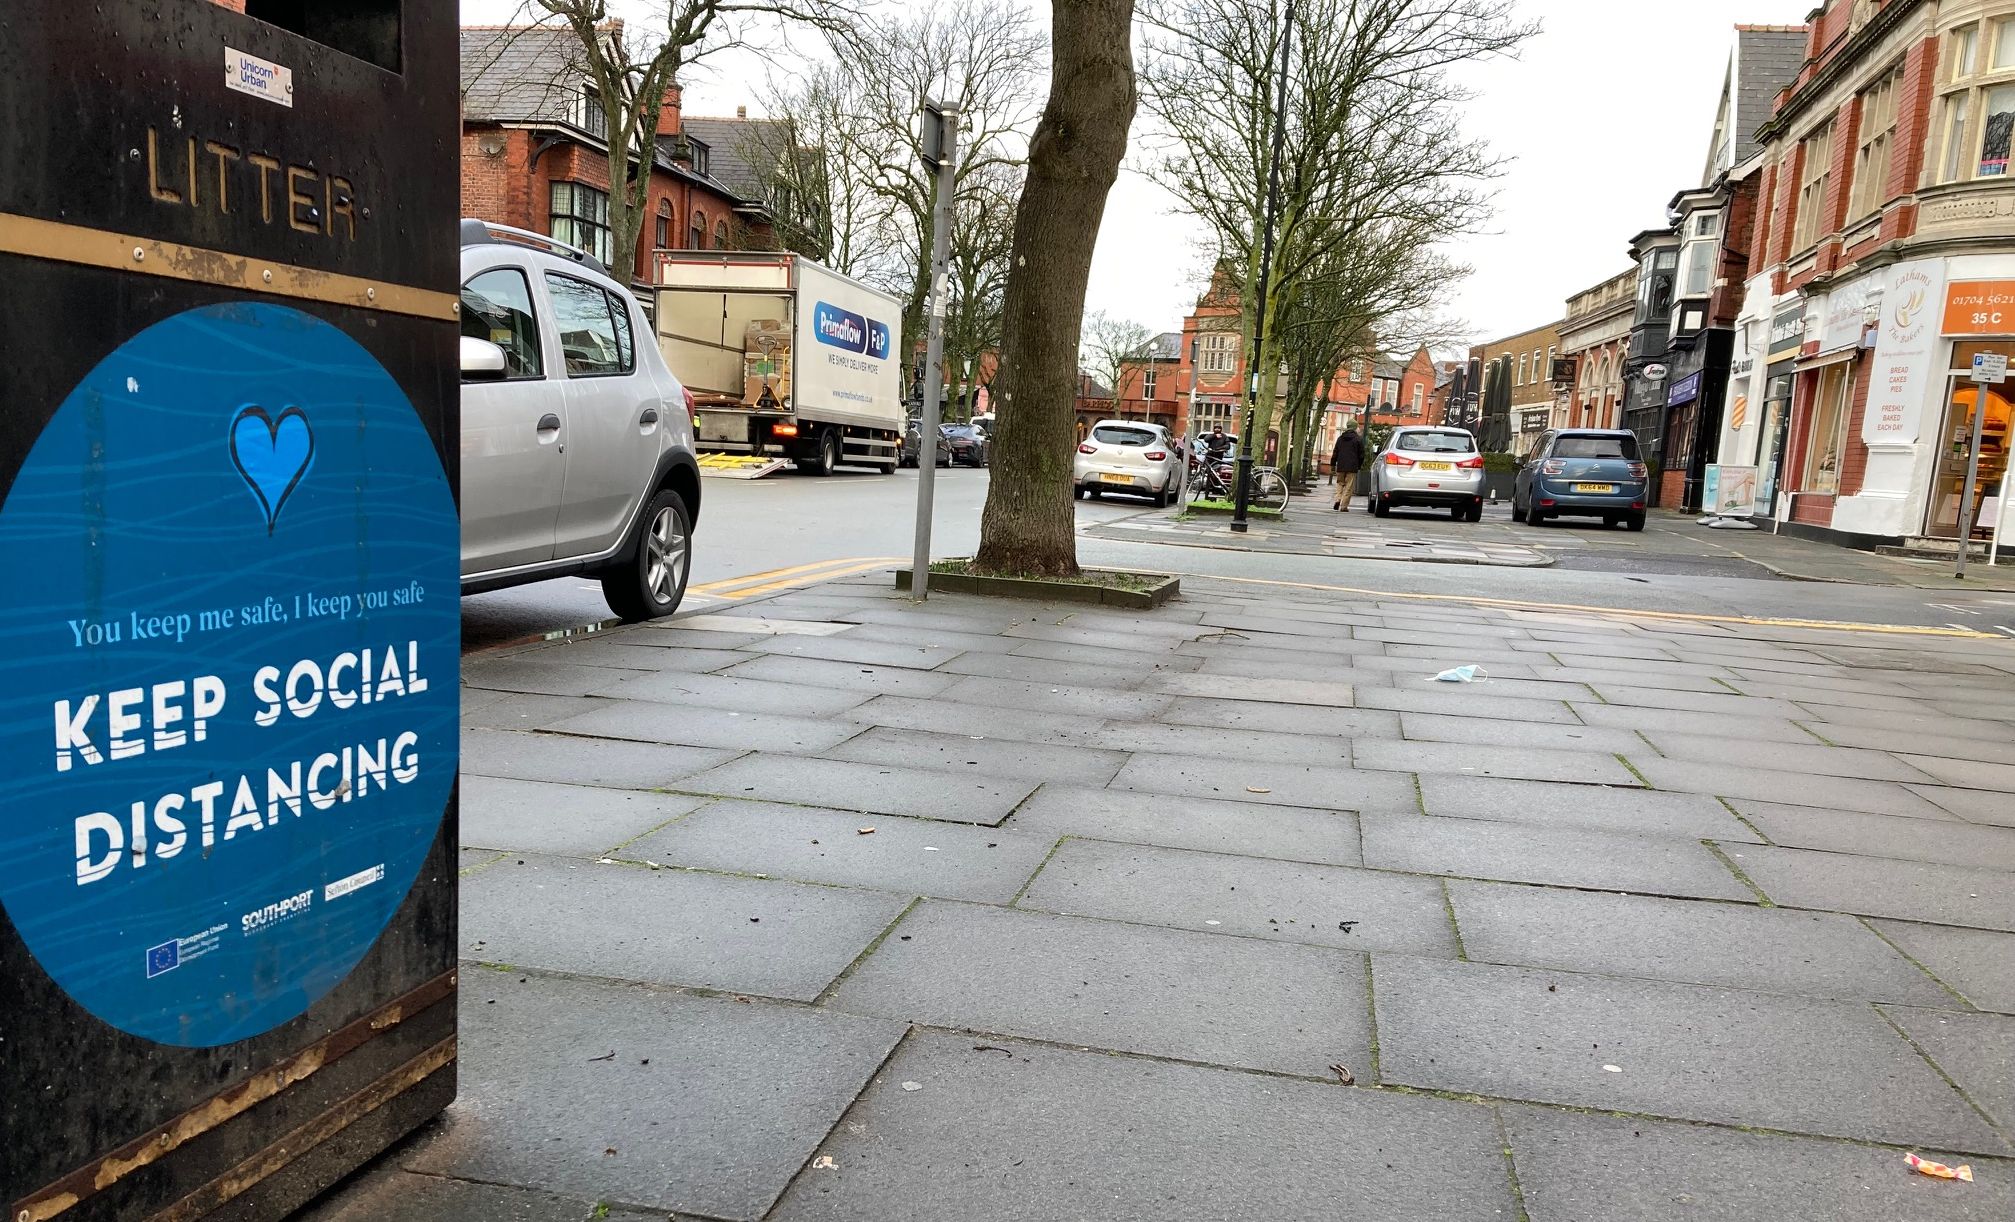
1514, 428, 1649, 531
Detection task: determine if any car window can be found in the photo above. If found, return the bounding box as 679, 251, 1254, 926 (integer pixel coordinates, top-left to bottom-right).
607, 288, 636, 369
461, 268, 543, 378
1394, 430, 1473, 453
1555, 434, 1637, 459
1093, 425, 1158, 447
543, 271, 629, 377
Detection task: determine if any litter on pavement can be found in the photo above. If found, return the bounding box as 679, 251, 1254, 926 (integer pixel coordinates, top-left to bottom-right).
1906, 1153, 1974, 1182
1430, 665, 1489, 683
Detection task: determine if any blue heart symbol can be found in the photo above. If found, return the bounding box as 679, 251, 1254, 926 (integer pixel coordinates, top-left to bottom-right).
229, 405, 315, 535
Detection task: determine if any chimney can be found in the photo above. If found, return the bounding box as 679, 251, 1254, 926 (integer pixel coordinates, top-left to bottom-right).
737, 105, 747, 120
656, 83, 683, 138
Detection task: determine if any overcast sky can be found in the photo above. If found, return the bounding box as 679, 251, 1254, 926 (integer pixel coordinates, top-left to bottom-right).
464, 0, 1817, 352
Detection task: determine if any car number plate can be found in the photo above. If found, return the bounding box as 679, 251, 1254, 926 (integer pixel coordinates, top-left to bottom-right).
1106, 473, 1136, 484
1418, 461, 1453, 472
1573, 482, 1616, 493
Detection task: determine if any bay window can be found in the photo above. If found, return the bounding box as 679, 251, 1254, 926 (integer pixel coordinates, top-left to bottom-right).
1937, 20, 2015, 181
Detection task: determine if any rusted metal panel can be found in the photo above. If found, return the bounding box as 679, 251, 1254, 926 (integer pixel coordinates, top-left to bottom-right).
0, 3, 460, 1219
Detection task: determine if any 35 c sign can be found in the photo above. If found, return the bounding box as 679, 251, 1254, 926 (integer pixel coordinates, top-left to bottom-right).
1943, 280, 2015, 337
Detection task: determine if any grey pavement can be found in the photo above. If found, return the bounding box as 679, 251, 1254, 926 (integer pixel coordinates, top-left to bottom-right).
316, 569, 2015, 1220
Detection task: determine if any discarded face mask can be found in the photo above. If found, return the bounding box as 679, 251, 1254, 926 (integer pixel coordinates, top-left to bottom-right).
1430, 665, 1489, 683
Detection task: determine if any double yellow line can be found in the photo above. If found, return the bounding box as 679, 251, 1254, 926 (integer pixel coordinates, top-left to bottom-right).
686, 556, 905, 603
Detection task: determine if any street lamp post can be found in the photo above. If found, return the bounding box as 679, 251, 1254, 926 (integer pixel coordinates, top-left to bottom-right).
1231, 0, 1295, 534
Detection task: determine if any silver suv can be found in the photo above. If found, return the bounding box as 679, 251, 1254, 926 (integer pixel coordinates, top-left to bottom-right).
459, 221, 701, 620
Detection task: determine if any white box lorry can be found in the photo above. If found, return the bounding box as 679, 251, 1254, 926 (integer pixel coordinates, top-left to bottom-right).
654, 252, 905, 475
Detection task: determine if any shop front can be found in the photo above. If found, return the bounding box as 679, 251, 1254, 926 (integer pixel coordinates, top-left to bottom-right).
1754, 301, 1806, 517
1922, 280, 2015, 544
1781, 274, 1874, 530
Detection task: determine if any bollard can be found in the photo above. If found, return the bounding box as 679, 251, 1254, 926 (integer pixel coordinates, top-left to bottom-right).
1, 5, 462, 1220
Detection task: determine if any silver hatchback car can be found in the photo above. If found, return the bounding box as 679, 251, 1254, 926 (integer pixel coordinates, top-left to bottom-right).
1364, 426, 1485, 521
459, 221, 702, 620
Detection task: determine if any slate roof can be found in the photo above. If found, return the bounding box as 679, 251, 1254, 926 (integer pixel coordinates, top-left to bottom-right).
680, 116, 794, 201
1734, 26, 1808, 164
460, 26, 584, 124
1130, 331, 1183, 362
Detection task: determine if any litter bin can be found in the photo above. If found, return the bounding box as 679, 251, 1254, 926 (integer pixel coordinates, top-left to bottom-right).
1, 4, 462, 1219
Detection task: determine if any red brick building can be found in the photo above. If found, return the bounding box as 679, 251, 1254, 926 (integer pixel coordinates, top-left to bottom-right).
1715, 0, 2015, 548
460, 26, 777, 290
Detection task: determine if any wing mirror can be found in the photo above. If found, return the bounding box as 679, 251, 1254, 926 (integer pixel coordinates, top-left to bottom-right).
460, 336, 509, 382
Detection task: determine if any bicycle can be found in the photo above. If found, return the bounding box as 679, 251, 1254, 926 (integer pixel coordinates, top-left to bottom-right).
1188, 452, 1290, 513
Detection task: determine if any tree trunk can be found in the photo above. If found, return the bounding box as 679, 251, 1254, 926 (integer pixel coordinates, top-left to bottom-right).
973, 0, 1137, 577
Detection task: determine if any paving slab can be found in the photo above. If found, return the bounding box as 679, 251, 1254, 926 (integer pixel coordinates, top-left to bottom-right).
1506, 637, 1679, 661
841, 621, 1024, 655
824, 725, 1129, 787
460, 849, 504, 873
1625, 757, 1956, 819
463, 657, 658, 698
936, 650, 1151, 689
1883, 1006, 2015, 1132
1500, 1103, 2015, 1222
1372, 953, 2005, 1153
460, 776, 706, 857
1417, 773, 1757, 839
1353, 652, 1543, 679
460, 727, 739, 790
1871, 920, 2015, 1013
828, 901, 1372, 1077
544, 700, 865, 754
1909, 783, 2015, 826
1001, 622, 1190, 654
675, 754, 1039, 824
1005, 785, 1361, 865
1107, 753, 1422, 815
1356, 739, 1640, 786
1565, 702, 1824, 744
1725, 843, 2015, 931
460, 692, 608, 732
831, 694, 1108, 745
1737, 801, 2015, 866
1899, 753, 2015, 793
1142, 671, 1355, 706
737, 634, 960, 670
1006, 638, 1206, 669
1361, 813, 1753, 900
1089, 720, 1351, 765
620, 800, 1052, 903
1637, 732, 1935, 783
1535, 653, 1739, 679
1184, 628, 1383, 658
298, 1166, 656, 1222
1819, 720, 2015, 766
1192, 654, 1392, 687
936, 675, 1174, 720
1446, 880, 1948, 1004
769, 1031, 1516, 1222
1398, 712, 1644, 755
521, 638, 738, 672
1355, 686, 1583, 723
589, 670, 871, 715
407, 975, 904, 1221
1728, 678, 1929, 708
1199, 612, 1390, 642
1018, 838, 1457, 956
461, 855, 907, 999
1783, 701, 2014, 741
714, 654, 959, 699
1159, 696, 1401, 738
1588, 686, 1807, 719
629, 626, 774, 651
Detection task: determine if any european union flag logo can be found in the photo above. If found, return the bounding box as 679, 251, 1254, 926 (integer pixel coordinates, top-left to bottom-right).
145, 940, 181, 978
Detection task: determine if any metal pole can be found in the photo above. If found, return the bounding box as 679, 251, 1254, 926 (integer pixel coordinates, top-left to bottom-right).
1990, 460, 2012, 569
1956, 378, 1994, 579
1231, 0, 1295, 534
910, 102, 958, 600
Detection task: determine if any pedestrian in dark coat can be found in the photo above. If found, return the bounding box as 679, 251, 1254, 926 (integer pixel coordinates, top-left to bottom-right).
1331, 423, 1366, 510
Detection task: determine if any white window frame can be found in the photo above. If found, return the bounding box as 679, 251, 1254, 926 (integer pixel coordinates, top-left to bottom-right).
1936, 21, 2015, 182
1851, 65, 1903, 218
1792, 122, 1834, 251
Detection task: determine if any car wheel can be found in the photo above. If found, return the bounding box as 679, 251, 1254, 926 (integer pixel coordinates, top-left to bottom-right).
601, 486, 692, 622
801, 428, 838, 476
1625, 512, 1646, 532
1528, 502, 1548, 526
1152, 483, 1170, 508
1466, 502, 1483, 523
1373, 493, 1390, 518
1448, 504, 1463, 520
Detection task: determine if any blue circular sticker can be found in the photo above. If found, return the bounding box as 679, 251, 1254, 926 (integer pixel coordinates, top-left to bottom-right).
0, 303, 459, 1047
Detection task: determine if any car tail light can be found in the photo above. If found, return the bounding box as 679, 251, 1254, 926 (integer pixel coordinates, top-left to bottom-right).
1078, 443, 1097, 455
1145, 451, 1167, 461
1455, 455, 1484, 469
1541, 459, 1565, 475
771, 422, 799, 438
1383, 452, 1415, 467
1627, 462, 1647, 479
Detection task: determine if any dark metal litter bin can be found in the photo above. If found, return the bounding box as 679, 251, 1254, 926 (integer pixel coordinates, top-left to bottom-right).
1, 4, 461, 1219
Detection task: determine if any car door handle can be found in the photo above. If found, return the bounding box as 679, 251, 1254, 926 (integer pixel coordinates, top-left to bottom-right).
639, 408, 660, 426
537, 414, 562, 432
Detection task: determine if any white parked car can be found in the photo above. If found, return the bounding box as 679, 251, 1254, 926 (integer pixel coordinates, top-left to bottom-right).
1074, 420, 1183, 506
458, 220, 702, 620
1364, 426, 1486, 521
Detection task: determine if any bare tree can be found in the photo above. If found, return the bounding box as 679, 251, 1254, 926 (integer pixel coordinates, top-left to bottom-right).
1139, 0, 1531, 464
942, 160, 1022, 419
1079, 312, 1156, 419
973, 0, 1138, 578
737, 63, 889, 273
503, 0, 860, 285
